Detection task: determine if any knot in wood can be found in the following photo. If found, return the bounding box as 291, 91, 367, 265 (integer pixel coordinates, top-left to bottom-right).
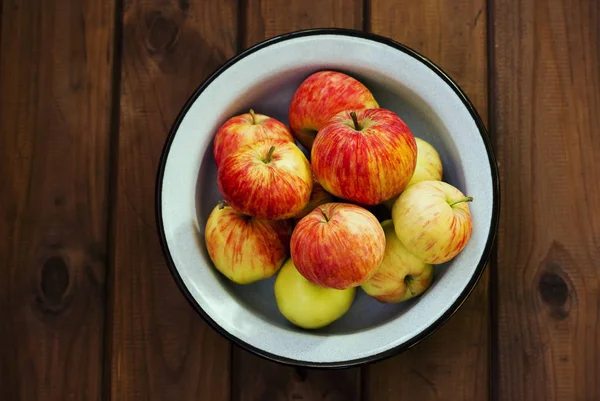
147, 13, 180, 54
538, 271, 568, 307
39, 256, 70, 311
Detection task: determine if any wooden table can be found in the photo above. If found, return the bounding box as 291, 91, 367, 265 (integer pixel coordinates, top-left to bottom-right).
1, 0, 598, 400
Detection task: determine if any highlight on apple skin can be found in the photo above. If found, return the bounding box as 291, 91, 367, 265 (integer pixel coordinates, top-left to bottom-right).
274, 258, 356, 329
213, 109, 294, 168
290, 202, 386, 290
217, 138, 313, 220
311, 108, 417, 205
383, 136, 444, 209
391, 180, 473, 264
204, 201, 293, 284
361, 219, 434, 303
288, 70, 379, 150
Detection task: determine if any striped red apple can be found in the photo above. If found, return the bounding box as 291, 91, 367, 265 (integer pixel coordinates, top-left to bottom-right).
288, 71, 379, 149
204, 201, 293, 284
213, 109, 294, 168
217, 138, 313, 220
290, 202, 386, 290
311, 108, 417, 205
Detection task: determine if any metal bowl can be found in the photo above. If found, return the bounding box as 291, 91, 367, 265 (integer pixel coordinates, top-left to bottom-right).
156, 28, 500, 368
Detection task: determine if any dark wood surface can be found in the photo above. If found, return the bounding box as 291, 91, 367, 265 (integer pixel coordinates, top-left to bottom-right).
108, 1, 235, 400
1, 0, 598, 400
491, 0, 600, 400
0, 0, 116, 399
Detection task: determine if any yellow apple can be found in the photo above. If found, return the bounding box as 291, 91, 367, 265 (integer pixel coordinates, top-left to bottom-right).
361, 220, 434, 303
383, 137, 443, 209
391, 180, 473, 264
274, 258, 356, 329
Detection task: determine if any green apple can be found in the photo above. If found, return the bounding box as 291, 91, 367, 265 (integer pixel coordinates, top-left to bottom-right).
274, 258, 355, 329
384, 137, 443, 209
391, 180, 473, 264
361, 220, 434, 303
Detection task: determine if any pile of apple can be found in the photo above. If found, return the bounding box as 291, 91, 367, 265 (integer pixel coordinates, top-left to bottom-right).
204, 71, 474, 330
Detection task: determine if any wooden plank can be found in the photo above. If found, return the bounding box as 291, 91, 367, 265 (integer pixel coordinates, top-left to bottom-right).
231, 1, 363, 400
242, 0, 363, 49
491, 0, 600, 399
108, 0, 237, 400
0, 0, 116, 399
365, 1, 489, 400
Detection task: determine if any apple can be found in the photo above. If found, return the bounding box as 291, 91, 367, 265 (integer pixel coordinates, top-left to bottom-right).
213, 109, 294, 168
383, 137, 443, 209
290, 202, 386, 289
311, 108, 417, 205
291, 176, 334, 224
217, 138, 313, 220
391, 180, 473, 264
288, 70, 379, 149
204, 201, 293, 284
361, 220, 434, 303
274, 258, 356, 329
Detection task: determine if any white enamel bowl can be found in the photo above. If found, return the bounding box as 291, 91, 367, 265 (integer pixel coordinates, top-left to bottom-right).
156, 28, 500, 368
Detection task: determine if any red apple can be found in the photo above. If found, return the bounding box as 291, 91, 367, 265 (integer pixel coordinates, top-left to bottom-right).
213, 109, 294, 168
204, 201, 293, 284
217, 138, 313, 220
290, 202, 386, 290
391, 180, 473, 264
291, 177, 334, 224
288, 70, 379, 149
311, 108, 417, 205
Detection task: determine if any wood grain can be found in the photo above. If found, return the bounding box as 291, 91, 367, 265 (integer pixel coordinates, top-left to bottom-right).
365, 1, 489, 400
242, 0, 363, 49
492, 0, 600, 399
0, 0, 116, 399
231, 1, 364, 400
232, 351, 361, 401
108, 1, 237, 399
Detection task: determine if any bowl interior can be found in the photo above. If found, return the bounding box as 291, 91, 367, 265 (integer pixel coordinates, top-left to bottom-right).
159, 32, 496, 365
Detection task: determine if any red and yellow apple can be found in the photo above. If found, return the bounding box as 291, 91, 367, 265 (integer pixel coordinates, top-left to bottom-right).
361, 220, 434, 303
213, 109, 294, 168
290, 202, 386, 289
288, 70, 379, 149
292, 177, 334, 224
391, 180, 473, 264
311, 108, 417, 205
204, 201, 293, 284
217, 138, 313, 220
274, 258, 356, 329
383, 137, 444, 209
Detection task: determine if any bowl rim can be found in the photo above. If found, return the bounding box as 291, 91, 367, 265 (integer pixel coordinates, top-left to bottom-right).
155, 27, 500, 369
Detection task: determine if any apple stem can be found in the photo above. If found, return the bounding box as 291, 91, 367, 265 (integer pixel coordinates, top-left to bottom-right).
320, 208, 330, 222
350, 111, 360, 130
218, 200, 229, 210
448, 196, 474, 207
264, 146, 276, 163
405, 277, 416, 296
249, 109, 256, 124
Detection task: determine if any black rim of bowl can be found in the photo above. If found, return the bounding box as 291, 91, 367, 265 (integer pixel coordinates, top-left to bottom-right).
155, 27, 501, 369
